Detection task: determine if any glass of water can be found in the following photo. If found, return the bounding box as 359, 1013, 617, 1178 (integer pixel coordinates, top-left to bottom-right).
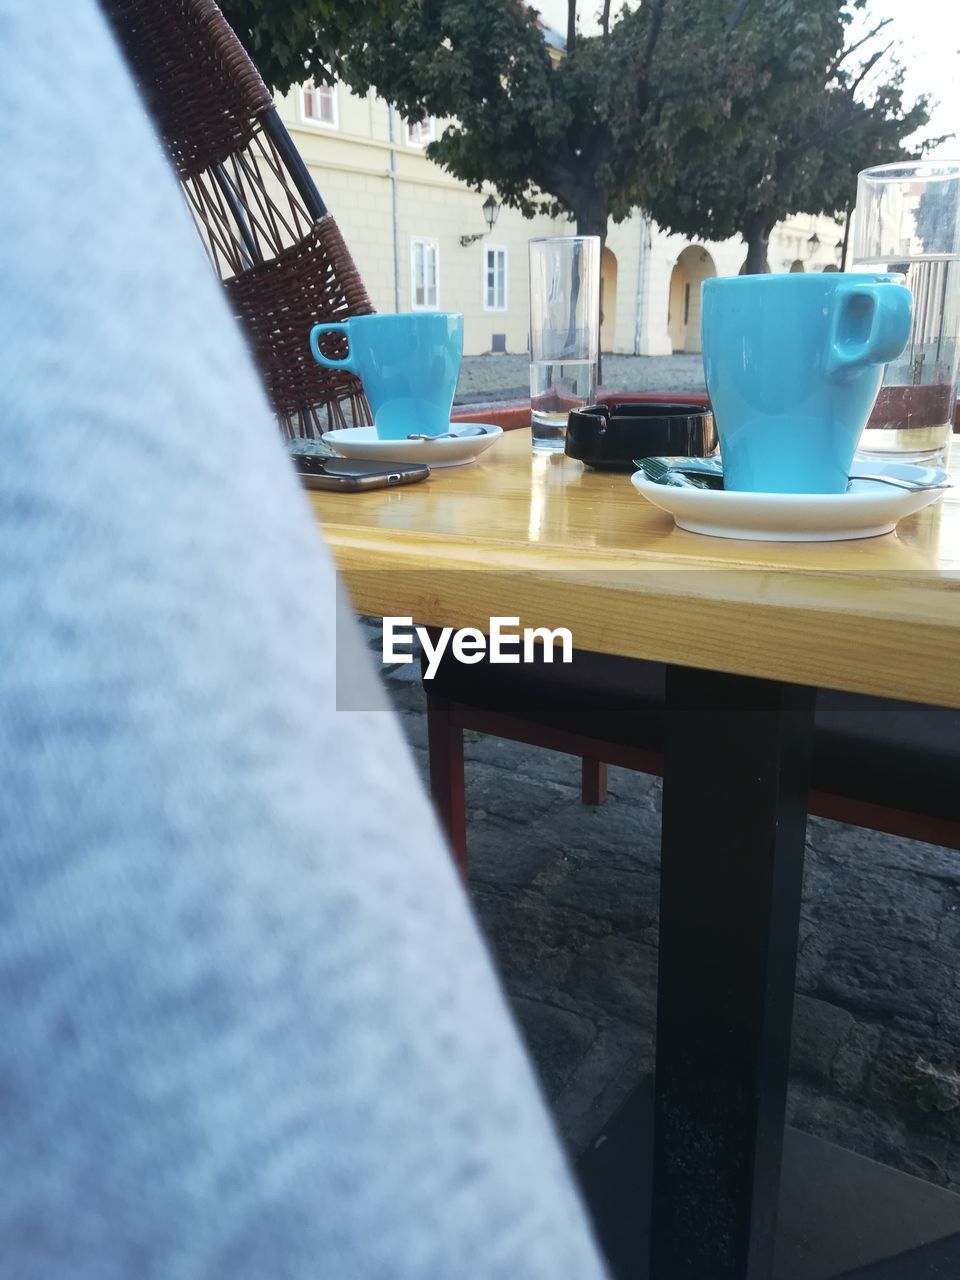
852, 161, 960, 467
528, 236, 600, 452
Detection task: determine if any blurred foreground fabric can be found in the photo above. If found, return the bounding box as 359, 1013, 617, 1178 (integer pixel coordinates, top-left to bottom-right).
0, 3, 607, 1276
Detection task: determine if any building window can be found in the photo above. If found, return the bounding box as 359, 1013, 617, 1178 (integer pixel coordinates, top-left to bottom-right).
405, 116, 436, 147
483, 246, 507, 311
301, 81, 337, 128
411, 238, 439, 309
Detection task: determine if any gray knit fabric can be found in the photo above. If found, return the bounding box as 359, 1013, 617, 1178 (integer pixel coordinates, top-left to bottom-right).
0, 3, 607, 1276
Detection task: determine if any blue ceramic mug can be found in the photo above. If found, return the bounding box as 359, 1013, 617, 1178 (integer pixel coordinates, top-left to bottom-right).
701, 273, 913, 493
309, 312, 464, 440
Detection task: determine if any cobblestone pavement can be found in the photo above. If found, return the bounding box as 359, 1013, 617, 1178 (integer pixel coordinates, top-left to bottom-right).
359, 619, 960, 1191
454, 352, 706, 405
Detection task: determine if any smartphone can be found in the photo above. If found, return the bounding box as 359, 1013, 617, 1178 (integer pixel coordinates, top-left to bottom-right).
291, 454, 431, 492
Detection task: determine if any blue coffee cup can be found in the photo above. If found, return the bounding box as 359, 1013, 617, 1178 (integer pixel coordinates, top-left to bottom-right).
309, 312, 464, 440
701, 273, 913, 494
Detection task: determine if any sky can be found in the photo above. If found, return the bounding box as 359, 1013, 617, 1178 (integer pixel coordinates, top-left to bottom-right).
535, 0, 959, 156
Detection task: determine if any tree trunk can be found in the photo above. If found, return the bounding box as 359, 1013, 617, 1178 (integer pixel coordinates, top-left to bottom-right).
566, 0, 577, 52
575, 204, 607, 249
573, 195, 608, 382
743, 220, 773, 274
840, 204, 852, 272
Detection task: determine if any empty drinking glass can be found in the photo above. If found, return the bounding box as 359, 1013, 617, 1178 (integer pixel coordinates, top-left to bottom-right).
528, 236, 600, 452
852, 161, 960, 467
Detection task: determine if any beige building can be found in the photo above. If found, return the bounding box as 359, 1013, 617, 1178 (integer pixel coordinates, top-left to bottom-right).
278, 80, 848, 358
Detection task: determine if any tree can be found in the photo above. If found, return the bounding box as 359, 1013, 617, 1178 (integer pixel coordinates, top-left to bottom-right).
642, 17, 937, 272
221, 1, 937, 271
221, 0, 858, 251
340, 0, 859, 247
218, 0, 399, 92
914, 166, 960, 257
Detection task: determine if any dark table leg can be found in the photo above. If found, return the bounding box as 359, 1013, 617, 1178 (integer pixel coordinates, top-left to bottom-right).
651, 666, 816, 1280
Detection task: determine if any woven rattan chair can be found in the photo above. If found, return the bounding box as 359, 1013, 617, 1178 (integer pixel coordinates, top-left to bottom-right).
101, 0, 374, 438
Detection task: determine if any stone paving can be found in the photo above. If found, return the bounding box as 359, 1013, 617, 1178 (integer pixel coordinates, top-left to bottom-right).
454, 352, 706, 405
360, 619, 960, 1192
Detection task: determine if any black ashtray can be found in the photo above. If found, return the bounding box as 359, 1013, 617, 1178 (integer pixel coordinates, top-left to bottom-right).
565, 401, 717, 471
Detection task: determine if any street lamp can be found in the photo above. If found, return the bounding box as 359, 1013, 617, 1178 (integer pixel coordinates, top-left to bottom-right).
807, 231, 821, 255
460, 194, 501, 246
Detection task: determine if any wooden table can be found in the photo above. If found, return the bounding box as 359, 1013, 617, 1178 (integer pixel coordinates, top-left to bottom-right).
310, 430, 960, 708
308, 430, 960, 1279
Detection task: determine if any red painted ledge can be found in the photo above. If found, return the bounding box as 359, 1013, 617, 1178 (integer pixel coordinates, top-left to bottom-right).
452, 400, 531, 431
455, 392, 960, 435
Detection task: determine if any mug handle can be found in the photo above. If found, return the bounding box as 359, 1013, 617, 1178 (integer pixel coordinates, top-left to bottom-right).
826, 279, 912, 380
309, 321, 357, 372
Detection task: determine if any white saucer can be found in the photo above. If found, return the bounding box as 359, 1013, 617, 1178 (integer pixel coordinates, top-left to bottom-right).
630, 460, 949, 541
323, 423, 503, 469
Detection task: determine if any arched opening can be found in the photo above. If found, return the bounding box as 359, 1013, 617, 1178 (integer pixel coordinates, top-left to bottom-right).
789, 259, 805, 273
600, 246, 618, 352
668, 245, 717, 353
